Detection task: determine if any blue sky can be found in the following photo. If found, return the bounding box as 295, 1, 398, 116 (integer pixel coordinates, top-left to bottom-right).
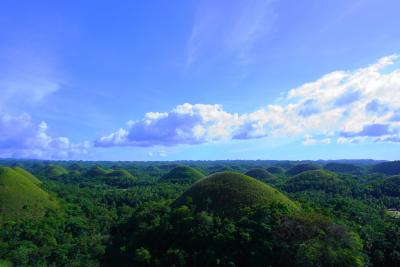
1, 0, 400, 160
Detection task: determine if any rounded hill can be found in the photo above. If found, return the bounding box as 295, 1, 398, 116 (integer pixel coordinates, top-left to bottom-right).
40, 164, 68, 178
0, 167, 58, 223
286, 163, 320, 176
68, 163, 84, 171
266, 166, 285, 174
324, 162, 361, 175
173, 172, 298, 217
160, 166, 204, 183
370, 161, 400, 175
245, 168, 276, 183
284, 170, 348, 194
85, 165, 110, 177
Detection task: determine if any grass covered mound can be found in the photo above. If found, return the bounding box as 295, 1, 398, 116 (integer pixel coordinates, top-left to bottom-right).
266, 166, 285, 174
245, 168, 276, 183
174, 171, 299, 217
284, 170, 348, 194
160, 166, 204, 183
286, 163, 320, 176
0, 167, 58, 223
39, 164, 68, 178
13, 167, 41, 184
85, 165, 110, 177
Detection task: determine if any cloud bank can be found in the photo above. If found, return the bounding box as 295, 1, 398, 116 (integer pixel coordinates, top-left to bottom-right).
0, 113, 89, 159
96, 55, 400, 148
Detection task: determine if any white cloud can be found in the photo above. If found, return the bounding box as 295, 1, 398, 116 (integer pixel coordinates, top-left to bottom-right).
302, 135, 331, 146
97, 55, 400, 147
95, 103, 265, 147
0, 113, 89, 159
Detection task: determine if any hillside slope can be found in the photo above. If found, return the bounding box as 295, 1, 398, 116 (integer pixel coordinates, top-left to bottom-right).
0, 167, 58, 223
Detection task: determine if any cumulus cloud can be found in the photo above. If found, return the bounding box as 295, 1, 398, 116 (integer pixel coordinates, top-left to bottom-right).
97, 54, 400, 147
95, 103, 267, 147
0, 113, 89, 159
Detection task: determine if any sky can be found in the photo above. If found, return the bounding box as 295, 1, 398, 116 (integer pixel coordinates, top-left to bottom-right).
1, 0, 400, 161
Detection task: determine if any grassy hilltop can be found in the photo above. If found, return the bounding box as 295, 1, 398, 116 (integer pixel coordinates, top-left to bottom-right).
174, 171, 299, 217
160, 166, 204, 183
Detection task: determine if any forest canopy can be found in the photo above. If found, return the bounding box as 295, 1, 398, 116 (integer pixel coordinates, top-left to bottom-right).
0, 159, 399, 266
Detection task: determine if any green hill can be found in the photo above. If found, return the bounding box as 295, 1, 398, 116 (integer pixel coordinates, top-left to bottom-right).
284, 170, 348, 194
370, 161, 400, 175
266, 166, 285, 174
0, 166, 58, 224
245, 168, 276, 183
324, 162, 361, 175
68, 163, 84, 171
85, 165, 110, 177
40, 164, 69, 178
286, 163, 321, 176
160, 166, 204, 183
173, 172, 298, 217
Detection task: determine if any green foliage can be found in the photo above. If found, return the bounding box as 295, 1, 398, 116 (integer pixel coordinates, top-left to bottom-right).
285, 170, 349, 195
174, 172, 299, 217
105, 201, 365, 267
324, 162, 362, 175
107, 169, 134, 178
266, 166, 285, 174
1, 160, 400, 266
371, 161, 400, 175
286, 163, 321, 176
0, 260, 11, 267
160, 166, 204, 183
0, 166, 58, 224
374, 175, 400, 198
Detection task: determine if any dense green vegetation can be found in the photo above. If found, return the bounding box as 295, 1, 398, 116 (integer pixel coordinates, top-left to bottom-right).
266, 166, 285, 174
374, 175, 400, 197
285, 170, 349, 195
0, 159, 399, 266
324, 162, 362, 175
371, 161, 400, 175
